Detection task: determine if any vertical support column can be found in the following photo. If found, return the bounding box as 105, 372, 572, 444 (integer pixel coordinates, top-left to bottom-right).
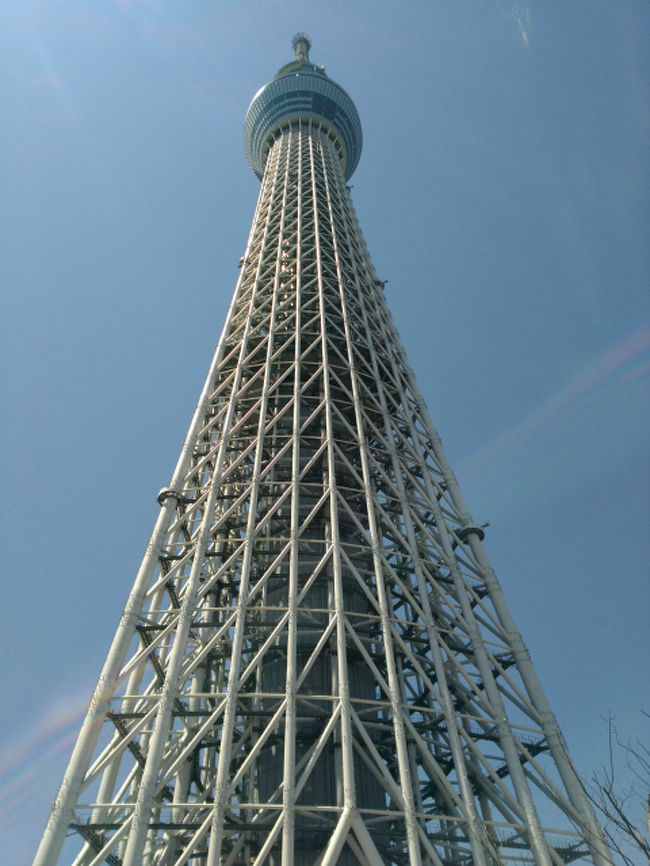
399, 355, 611, 866
329, 150, 495, 866
281, 122, 302, 865
33, 142, 272, 866
206, 130, 290, 866
309, 126, 359, 863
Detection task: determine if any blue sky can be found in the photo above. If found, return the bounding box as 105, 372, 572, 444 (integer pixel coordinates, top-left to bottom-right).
1, 2, 648, 863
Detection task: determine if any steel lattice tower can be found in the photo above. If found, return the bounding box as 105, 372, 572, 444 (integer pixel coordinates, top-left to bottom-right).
35, 35, 609, 866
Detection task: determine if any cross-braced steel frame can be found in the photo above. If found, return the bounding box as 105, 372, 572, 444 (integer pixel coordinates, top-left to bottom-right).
35, 40, 610, 866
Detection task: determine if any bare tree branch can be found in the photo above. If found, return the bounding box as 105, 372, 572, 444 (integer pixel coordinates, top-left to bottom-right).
586, 713, 650, 866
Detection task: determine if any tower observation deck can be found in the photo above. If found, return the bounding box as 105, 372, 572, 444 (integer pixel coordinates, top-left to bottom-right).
35, 36, 609, 866
244, 33, 362, 181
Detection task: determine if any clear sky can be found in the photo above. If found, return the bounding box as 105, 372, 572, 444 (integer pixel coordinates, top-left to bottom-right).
1, 2, 648, 863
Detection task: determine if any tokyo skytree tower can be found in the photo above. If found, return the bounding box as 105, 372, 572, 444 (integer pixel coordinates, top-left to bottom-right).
35, 34, 609, 866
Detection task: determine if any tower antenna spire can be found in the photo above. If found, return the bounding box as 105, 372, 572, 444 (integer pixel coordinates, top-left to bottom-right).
292, 31, 311, 61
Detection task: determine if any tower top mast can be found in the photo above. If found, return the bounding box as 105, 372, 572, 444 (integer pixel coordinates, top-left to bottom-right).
291, 32, 311, 61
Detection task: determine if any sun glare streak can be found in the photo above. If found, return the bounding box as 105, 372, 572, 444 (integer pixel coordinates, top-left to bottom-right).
458, 325, 650, 481
498, 0, 532, 48
0, 691, 89, 826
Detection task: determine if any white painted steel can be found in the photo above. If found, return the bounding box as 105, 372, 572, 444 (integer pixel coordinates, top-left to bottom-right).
34, 41, 609, 866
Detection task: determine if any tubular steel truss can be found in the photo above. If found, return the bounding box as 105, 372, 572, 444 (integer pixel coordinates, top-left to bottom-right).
35, 107, 609, 866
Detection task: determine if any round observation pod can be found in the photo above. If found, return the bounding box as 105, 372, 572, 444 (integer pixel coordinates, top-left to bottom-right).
244, 34, 363, 181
